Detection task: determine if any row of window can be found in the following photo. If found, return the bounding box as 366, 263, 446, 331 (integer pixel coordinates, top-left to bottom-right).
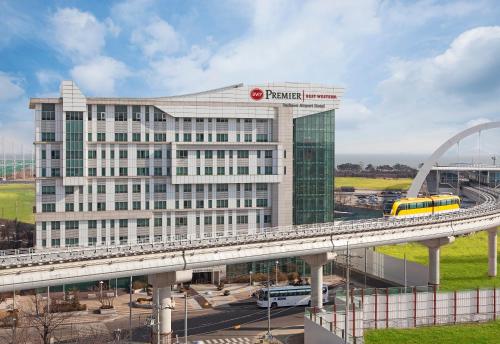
85, 132, 270, 143
42, 197, 270, 213
175, 166, 273, 176
42, 183, 269, 196
40, 214, 271, 232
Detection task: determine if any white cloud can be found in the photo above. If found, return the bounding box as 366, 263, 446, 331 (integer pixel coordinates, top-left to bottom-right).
144, 0, 381, 94
70, 56, 130, 95
0, 72, 24, 101
48, 8, 107, 61
36, 70, 62, 88
131, 17, 180, 57
338, 26, 500, 155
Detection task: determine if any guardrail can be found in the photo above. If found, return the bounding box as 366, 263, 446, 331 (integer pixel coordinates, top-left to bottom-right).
0, 186, 497, 268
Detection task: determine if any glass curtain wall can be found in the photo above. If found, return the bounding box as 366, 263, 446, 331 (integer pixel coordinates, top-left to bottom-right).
293, 110, 335, 225
65, 111, 84, 177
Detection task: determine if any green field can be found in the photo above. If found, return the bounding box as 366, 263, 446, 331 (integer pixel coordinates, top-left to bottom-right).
0, 183, 35, 224
377, 229, 499, 291
335, 177, 413, 191
365, 320, 500, 344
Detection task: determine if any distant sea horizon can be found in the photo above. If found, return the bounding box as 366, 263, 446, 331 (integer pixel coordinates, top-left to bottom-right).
336, 153, 489, 169
336, 153, 430, 169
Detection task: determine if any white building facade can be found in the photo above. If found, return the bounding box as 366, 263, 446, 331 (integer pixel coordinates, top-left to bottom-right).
31, 81, 343, 249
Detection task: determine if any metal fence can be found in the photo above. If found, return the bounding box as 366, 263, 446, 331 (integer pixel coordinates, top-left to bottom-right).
0, 187, 497, 268
306, 286, 500, 343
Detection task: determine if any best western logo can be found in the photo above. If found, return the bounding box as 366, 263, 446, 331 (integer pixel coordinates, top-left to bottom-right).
250, 88, 302, 101
250, 88, 264, 100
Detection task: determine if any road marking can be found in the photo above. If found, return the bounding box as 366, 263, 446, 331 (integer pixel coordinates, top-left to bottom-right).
202, 338, 252, 343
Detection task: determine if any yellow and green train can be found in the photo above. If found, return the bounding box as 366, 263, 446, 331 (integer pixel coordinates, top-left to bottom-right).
384, 195, 461, 217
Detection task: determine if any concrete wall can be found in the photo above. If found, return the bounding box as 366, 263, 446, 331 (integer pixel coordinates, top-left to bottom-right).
336, 248, 428, 287
304, 317, 346, 344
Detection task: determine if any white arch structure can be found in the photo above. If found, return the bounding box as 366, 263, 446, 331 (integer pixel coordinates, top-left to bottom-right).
408, 121, 500, 198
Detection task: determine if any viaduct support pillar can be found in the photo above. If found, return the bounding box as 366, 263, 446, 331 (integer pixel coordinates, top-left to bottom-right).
301, 252, 336, 310
149, 270, 192, 344
488, 228, 497, 277
420, 237, 455, 286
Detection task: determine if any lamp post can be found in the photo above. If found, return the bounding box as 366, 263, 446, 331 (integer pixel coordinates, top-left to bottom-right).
99, 281, 104, 300
264, 262, 273, 341
249, 271, 253, 286
275, 260, 279, 286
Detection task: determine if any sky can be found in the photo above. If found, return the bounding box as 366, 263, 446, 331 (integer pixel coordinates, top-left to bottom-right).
1, 0, 500, 160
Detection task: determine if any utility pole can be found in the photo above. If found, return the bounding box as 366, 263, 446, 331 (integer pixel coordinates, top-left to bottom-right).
345, 242, 350, 344
184, 292, 188, 344
129, 276, 132, 340
264, 262, 273, 342
404, 253, 407, 292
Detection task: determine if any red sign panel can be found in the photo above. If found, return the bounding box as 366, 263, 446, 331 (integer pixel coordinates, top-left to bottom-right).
250, 88, 264, 100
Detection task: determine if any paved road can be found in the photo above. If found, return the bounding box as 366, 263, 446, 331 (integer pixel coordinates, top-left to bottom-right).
127, 302, 305, 343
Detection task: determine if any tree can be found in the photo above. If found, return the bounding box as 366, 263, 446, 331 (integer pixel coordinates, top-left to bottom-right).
337, 163, 362, 172
365, 164, 375, 172
21, 295, 71, 344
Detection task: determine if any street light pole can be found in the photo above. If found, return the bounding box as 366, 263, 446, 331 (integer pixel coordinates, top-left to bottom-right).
249, 270, 253, 286
275, 260, 279, 286
264, 262, 273, 341
184, 292, 188, 344
345, 242, 350, 344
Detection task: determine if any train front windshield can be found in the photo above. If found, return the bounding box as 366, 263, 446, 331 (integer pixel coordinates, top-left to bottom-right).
383, 201, 394, 215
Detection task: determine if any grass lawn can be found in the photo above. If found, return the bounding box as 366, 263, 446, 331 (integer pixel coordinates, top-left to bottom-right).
335, 177, 413, 191
377, 229, 499, 291
0, 183, 35, 224
365, 320, 500, 344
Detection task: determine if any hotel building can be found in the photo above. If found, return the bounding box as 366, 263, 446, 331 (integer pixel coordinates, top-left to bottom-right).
30, 81, 343, 256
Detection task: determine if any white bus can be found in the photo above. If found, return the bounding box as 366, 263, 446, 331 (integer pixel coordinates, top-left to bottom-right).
256, 285, 328, 308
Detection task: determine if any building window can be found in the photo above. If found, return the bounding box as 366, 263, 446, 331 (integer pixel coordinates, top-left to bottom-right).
205, 150, 213, 159
236, 215, 248, 224
237, 166, 249, 175
196, 133, 204, 142
115, 202, 128, 211
65, 203, 74, 212
41, 132, 56, 142
216, 133, 228, 142
216, 216, 224, 225
97, 133, 106, 141
133, 201, 141, 210
244, 199, 252, 207
154, 218, 162, 227
119, 168, 128, 176
88, 220, 97, 229
97, 202, 106, 211
114, 105, 127, 121
217, 150, 225, 159
217, 167, 225, 175
154, 133, 166, 142
216, 200, 228, 208
176, 167, 188, 176
51, 150, 60, 159
41, 186, 56, 195
244, 134, 252, 142
196, 200, 204, 208
137, 150, 149, 159
205, 167, 213, 175
88, 150, 97, 159
177, 150, 188, 159
132, 133, 141, 141
65, 221, 79, 229
257, 199, 268, 207
183, 133, 192, 142
137, 218, 149, 227
115, 184, 128, 193
115, 133, 128, 142
41, 104, 55, 120
154, 150, 162, 159
237, 150, 249, 158
137, 167, 150, 176
42, 203, 56, 212
204, 216, 212, 225
256, 134, 268, 142
175, 217, 188, 226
